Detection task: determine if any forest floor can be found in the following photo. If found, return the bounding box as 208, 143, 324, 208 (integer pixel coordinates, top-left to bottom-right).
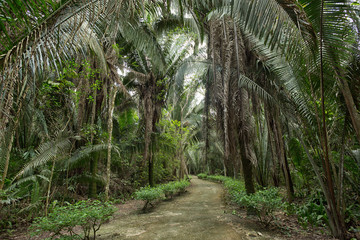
97, 176, 334, 240
5, 176, 334, 240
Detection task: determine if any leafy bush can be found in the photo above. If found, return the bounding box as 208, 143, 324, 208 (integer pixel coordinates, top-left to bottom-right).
160, 182, 178, 198
134, 180, 191, 209
283, 202, 297, 216
30, 200, 116, 240
160, 180, 190, 198
173, 180, 190, 193
134, 186, 165, 209
296, 193, 328, 228
236, 188, 283, 225
206, 175, 229, 182
222, 178, 247, 204
223, 178, 245, 193
345, 204, 360, 228
197, 173, 207, 179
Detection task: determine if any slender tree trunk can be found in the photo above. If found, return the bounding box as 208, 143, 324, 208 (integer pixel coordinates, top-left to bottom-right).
45, 160, 55, 216
264, 106, 280, 187
148, 148, 154, 187
319, 2, 345, 237
203, 71, 210, 173
223, 20, 234, 178
274, 108, 294, 202
89, 86, 98, 198
337, 120, 346, 230
105, 86, 117, 201
0, 87, 29, 190
142, 75, 156, 186
337, 77, 360, 144
0, 77, 15, 146
239, 89, 255, 195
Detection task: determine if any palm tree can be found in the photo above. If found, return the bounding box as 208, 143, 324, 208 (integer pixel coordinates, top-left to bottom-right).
180, 1, 355, 236
117, 8, 197, 185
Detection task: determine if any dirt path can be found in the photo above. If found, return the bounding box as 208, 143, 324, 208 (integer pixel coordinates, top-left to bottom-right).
98, 177, 281, 240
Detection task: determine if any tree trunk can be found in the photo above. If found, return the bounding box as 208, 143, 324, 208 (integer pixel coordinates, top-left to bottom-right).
319, 2, 346, 237
0, 86, 29, 190
337, 77, 360, 145
264, 106, 280, 187
222, 20, 234, 178
202, 70, 210, 173
142, 74, 156, 186
89, 86, 98, 198
337, 120, 347, 232
105, 86, 117, 201
148, 149, 154, 187
45, 160, 55, 216
239, 89, 255, 195
274, 108, 294, 202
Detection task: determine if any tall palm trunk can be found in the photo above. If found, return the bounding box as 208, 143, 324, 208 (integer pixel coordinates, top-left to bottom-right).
202, 70, 211, 173
140, 73, 164, 187
337, 77, 360, 144
319, 1, 345, 237
0, 86, 29, 190
239, 89, 256, 195
272, 107, 294, 202
45, 160, 55, 216
264, 106, 280, 186
143, 74, 156, 187
223, 19, 235, 178
89, 84, 98, 198
105, 86, 117, 201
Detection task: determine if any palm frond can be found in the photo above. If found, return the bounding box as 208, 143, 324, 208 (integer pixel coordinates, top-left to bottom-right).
238, 74, 275, 104
65, 143, 119, 166
13, 136, 73, 180
205, 0, 311, 61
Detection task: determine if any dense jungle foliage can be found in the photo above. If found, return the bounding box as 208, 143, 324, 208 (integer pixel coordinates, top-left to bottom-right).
0, 0, 360, 239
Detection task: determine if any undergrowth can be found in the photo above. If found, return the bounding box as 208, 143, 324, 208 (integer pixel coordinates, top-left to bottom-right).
134, 179, 191, 210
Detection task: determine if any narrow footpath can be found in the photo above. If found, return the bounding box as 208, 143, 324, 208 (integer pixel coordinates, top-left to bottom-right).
98, 177, 280, 240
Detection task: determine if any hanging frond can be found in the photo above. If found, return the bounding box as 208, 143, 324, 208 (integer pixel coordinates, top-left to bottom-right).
13, 136, 74, 180
65, 143, 119, 166
238, 74, 275, 104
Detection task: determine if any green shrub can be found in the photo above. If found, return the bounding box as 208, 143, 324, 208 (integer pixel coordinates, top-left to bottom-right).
160, 180, 190, 199
283, 202, 297, 216
173, 180, 190, 193
197, 173, 207, 179
236, 188, 283, 225
202, 175, 283, 226
296, 193, 328, 228
206, 175, 229, 182
222, 178, 246, 203
201, 175, 246, 203
135, 180, 190, 210
160, 182, 178, 198
134, 186, 165, 209
223, 178, 245, 193
30, 200, 116, 240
